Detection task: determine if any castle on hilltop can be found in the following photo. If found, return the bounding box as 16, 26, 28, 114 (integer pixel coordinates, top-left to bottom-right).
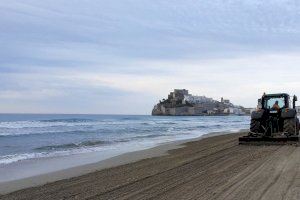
152, 89, 250, 116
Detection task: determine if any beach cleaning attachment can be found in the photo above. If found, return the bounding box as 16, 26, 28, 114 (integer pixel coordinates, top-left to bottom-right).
239, 93, 300, 145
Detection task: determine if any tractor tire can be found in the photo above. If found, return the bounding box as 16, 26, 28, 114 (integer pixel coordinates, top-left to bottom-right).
297, 118, 300, 135
284, 118, 298, 135
250, 119, 261, 133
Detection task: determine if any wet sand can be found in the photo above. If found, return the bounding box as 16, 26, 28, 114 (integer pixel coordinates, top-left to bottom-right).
1, 132, 300, 200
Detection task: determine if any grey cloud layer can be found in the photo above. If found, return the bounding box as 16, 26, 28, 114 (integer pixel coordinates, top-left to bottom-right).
1, 0, 300, 113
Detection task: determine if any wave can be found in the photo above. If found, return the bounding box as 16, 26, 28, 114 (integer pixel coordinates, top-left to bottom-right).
39, 118, 95, 123
0, 139, 132, 165
140, 122, 155, 125
34, 140, 111, 151
0, 148, 97, 165
196, 125, 209, 128
0, 129, 95, 137
0, 153, 44, 165
132, 133, 172, 140
156, 122, 177, 125
0, 120, 96, 130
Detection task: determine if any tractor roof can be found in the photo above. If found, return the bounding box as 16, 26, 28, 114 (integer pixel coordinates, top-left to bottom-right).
263, 93, 290, 98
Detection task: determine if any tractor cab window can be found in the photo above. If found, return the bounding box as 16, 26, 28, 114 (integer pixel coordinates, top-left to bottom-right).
264, 97, 285, 109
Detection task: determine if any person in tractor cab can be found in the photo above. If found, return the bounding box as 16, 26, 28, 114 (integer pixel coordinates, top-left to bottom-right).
272, 101, 281, 111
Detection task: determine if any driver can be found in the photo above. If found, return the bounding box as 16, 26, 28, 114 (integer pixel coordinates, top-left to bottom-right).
272, 101, 281, 111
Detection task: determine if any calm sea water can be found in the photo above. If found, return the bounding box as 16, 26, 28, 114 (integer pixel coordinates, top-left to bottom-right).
0, 114, 250, 165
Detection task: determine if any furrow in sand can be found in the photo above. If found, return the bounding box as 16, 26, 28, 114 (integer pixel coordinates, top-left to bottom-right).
82, 137, 241, 199
257, 148, 296, 200
208, 145, 283, 200
85, 138, 239, 199
150, 146, 277, 200
213, 145, 297, 200
71, 138, 239, 199
106, 146, 241, 200
135, 148, 247, 200
90, 142, 273, 200
263, 147, 300, 200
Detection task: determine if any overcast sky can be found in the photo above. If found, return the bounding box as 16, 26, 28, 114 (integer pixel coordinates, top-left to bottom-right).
1, 0, 300, 114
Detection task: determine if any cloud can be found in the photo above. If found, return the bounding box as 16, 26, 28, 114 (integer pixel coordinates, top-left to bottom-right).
1, 0, 300, 113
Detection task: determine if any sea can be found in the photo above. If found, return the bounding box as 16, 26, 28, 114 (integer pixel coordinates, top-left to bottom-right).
0, 114, 250, 167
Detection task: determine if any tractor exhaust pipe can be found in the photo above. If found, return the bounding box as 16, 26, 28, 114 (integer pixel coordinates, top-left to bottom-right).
293, 95, 297, 109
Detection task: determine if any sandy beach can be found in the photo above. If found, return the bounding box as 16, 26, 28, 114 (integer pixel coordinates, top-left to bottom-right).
1, 131, 300, 200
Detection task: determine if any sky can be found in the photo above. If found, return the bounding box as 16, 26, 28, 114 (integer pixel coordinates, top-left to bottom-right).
1, 0, 300, 114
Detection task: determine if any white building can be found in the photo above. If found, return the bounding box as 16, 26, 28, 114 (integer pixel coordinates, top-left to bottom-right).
224, 107, 245, 115
183, 95, 215, 104
232, 107, 245, 115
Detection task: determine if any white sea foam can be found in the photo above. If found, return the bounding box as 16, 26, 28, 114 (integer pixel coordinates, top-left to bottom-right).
0, 115, 250, 165
0, 146, 108, 165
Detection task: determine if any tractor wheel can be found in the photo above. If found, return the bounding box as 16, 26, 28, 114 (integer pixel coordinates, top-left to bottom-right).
284, 118, 298, 135
296, 118, 300, 135
250, 119, 261, 133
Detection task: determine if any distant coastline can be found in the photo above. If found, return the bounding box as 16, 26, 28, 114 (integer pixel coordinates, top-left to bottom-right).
152, 89, 255, 116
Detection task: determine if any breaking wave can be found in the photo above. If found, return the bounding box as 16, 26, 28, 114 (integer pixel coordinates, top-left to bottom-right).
39, 118, 95, 123
34, 140, 111, 151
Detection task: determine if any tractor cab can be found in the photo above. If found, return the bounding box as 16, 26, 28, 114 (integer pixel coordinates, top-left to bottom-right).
261, 93, 292, 117
261, 93, 297, 110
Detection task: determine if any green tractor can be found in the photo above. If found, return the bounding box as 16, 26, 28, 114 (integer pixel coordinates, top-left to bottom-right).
239, 93, 299, 145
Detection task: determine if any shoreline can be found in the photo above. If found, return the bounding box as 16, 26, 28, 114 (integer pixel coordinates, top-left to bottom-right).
2, 130, 300, 199
0, 130, 246, 195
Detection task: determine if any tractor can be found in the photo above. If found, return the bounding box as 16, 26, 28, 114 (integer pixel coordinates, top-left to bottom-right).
239, 93, 299, 145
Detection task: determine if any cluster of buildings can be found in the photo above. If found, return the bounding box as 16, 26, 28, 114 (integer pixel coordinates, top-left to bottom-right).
152, 89, 253, 116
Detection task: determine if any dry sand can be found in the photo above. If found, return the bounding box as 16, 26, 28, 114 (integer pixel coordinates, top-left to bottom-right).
1, 132, 300, 200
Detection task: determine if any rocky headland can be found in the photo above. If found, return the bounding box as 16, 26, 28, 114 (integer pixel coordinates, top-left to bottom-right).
152, 89, 252, 116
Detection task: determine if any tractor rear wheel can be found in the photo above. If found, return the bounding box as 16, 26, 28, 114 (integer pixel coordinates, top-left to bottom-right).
284, 118, 299, 135
297, 118, 300, 135
250, 119, 261, 133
